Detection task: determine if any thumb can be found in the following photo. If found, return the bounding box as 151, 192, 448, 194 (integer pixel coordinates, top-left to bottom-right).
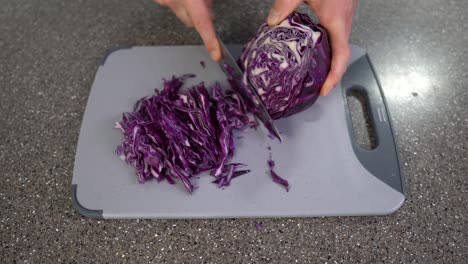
267, 0, 303, 26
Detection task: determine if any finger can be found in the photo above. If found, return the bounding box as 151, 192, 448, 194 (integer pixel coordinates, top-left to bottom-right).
267, 0, 303, 26
320, 24, 350, 96
184, 0, 221, 61
159, 0, 194, 27
174, 6, 194, 27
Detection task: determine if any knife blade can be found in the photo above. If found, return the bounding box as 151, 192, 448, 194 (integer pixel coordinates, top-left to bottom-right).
217, 39, 282, 142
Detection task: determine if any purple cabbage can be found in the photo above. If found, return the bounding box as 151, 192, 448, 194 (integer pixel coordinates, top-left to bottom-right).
239, 11, 331, 119
253, 221, 267, 232
115, 74, 257, 193
268, 155, 289, 191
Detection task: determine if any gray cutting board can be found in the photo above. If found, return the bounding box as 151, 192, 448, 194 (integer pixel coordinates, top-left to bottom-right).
72, 45, 406, 219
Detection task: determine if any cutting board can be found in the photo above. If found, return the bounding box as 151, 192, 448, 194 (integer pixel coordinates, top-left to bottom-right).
71, 45, 406, 219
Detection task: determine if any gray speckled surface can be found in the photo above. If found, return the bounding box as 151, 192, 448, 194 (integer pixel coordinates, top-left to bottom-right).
0, 0, 467, 263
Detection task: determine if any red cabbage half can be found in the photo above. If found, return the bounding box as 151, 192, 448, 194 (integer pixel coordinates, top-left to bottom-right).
115, 75, 257, 193
239, 12, 331, 119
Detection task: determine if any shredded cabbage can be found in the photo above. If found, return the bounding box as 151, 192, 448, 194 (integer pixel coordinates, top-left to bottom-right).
115, 75, 257, 193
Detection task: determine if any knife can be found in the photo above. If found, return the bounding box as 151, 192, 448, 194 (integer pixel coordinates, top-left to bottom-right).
217, 39, 282, 142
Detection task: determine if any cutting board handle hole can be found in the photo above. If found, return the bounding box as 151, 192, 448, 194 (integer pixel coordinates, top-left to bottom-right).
346, 88, 378, 150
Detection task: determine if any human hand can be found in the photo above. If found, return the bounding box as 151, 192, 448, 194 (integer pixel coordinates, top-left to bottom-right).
155, 0, 221, 61
267, 0, 357, 96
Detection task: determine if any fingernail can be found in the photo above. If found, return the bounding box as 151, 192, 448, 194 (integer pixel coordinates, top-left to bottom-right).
321, 83, 337, 96
267, 10, 281, 25
320, 85, 329, 96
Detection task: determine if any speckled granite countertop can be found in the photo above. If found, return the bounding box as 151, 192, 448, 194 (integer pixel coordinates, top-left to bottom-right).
1, 0, 467, 263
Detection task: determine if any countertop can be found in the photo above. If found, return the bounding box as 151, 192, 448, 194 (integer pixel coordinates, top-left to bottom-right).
1, 0, 467, 263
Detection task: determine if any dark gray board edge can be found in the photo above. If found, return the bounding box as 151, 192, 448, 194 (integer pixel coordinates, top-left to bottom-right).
100, 46, 132, 66
71, 184, 104, 219
367, 56, 407, 197
342, 54, 406, 197
71, 46, 132, 218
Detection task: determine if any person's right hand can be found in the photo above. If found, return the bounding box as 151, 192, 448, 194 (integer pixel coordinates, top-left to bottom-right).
155, 0, 221, 61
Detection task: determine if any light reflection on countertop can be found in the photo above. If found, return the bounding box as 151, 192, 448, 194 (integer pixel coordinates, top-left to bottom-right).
384, 71, 432, 100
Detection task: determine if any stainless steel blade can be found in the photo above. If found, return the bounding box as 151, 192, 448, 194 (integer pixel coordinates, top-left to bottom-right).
218, 39, 282, 142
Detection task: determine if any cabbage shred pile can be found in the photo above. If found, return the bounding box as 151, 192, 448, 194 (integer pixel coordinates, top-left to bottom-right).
115, 74, 257, 193
239, 11, 331, 119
